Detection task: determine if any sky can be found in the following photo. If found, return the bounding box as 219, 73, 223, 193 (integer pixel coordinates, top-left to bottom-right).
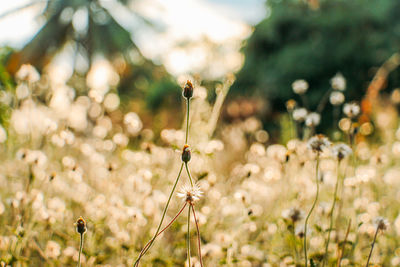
0, 0, 266, 78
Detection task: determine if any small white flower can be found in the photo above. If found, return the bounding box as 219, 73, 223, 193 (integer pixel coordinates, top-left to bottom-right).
343, 103, 360, 118
292, 80, 309, 95
330, 73, 346, 91
177, 183, 203, 204
305, 112, 321, 127
16, 64, 40, 83
307, 134, 331, 153
332, 143, 352, 161
282, 207, 304, 223
45, 240, 61, 259
292, 108, 308, 122
295, 224, 308, 238
0, 125, 6, 143
374, 216, 389, 231
329, 91, 345, 106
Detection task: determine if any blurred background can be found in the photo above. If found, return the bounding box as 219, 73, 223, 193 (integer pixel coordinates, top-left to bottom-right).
0, 0, 399, 141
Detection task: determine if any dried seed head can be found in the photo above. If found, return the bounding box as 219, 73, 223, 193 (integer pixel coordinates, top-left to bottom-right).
307, 134, 331, 153
183, 80, 194, 99
292, 79, 309, 95
292, 108, 308, 122
374, 216, 389, 231
76, 217, 87, 235
343, 102, 360, 118
282, 207, 304, 223
182, 144, 191, 163
332, 143, 352, 161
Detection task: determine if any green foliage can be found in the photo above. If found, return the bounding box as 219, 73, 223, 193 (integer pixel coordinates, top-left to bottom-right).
232, 0, 400, 110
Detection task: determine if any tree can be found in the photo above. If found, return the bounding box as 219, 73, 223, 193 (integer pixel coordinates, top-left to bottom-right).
231, 0, 400, 117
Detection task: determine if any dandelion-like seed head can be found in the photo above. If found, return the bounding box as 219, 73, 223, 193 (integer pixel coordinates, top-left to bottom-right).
330, 72, 346, 91
76, 217, 87, 235
295, 224, 306, 238
307, 134, 331, 153
330, 91, 345, 106
292, 79, 309, 95
305, 112, 321, 127
292, 108, 308, 122
343, 102, 360, 118
332, 143, 352, 161
177, 183, 203, 204
282, 207, 304, 223
374, 216, 389, 231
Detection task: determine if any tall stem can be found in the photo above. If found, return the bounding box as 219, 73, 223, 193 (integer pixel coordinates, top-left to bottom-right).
337, 219, 351, 267
134, 163, 184, 267
186, 100, 190, 144
291, 223, 299, 263
304, 153, 320, 267
140, 203, 187, 255
322, 160, 341, 267
185, 163, 194, 186
77, 233, 84, 267
191, 204, 204, 267
365, 227, 379, 267
187, 207, 191, 267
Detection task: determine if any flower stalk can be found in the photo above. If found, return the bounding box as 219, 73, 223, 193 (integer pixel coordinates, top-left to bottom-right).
304, 153, 320, 267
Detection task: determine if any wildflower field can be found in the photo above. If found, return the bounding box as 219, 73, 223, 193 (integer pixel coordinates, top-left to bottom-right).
0, 63, 400, 267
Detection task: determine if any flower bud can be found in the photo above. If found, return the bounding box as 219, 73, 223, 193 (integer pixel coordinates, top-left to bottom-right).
76, 217, 87, 235
183, 80, 194, 99
182, 144, 191, 163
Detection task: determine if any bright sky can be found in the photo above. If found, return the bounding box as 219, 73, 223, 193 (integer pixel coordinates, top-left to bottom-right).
0, 0, 266, 78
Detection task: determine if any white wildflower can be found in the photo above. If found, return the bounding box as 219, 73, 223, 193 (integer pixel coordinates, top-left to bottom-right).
292, 79, 309, 94
373, 216, 389, 231
343, 103, 360, 118
330, 73, 346, 91
16, 64, 40, 83
305, 112, 321, 127
0, 125, 6, 143
307, 134, 331, 153
329, 91, 345, 106
177, 183, 203, 204
332, 143, 352, 161
282, 207, 304, 223
45, 240, 61, 259
292, 108, 308, 122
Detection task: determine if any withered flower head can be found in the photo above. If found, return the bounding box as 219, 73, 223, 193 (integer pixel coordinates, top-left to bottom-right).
76, 217, 87, 235
307, 134, 331, 153
374, 216, 389, 231
332, 143, 352, 161
183, 80, 194, 99
182, 144, 191, 163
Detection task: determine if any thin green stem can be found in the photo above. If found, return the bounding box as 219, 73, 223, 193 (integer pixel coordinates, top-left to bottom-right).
185, 162, 194, 187
187, 207, 191, 267
191, 204, 204, 267
77, 233, 84, 267
337, 219, 351, 267
134, 163, 184, 267
291, 223, 299, 263
322, 160, 341, 267
140, 203, 187, 255
304, 154, 320, 267
365, 227, 379, 267
185, 100, 190, 144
